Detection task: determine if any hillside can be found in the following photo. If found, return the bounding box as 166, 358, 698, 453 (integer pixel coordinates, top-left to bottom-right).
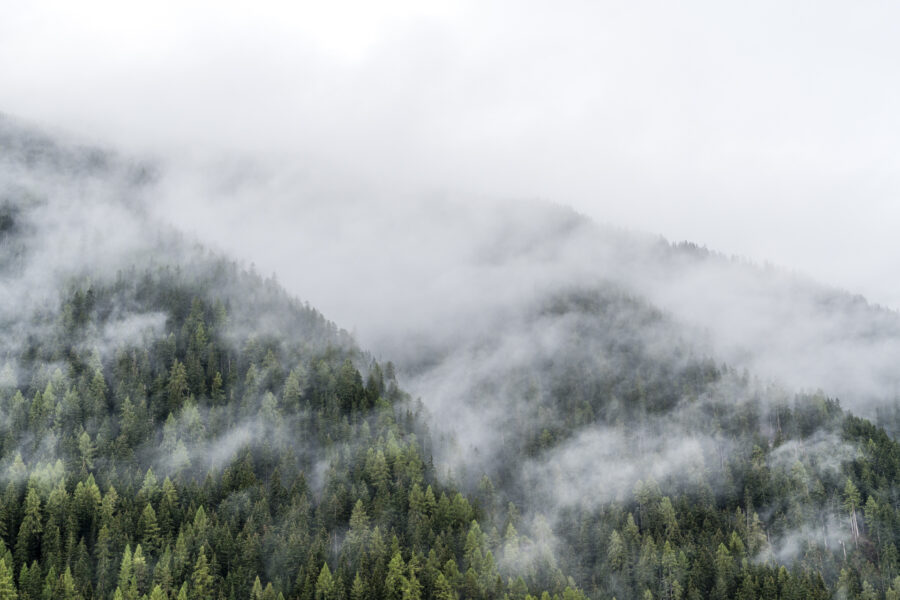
2, 115, 900, 600
0, 115, 588, 600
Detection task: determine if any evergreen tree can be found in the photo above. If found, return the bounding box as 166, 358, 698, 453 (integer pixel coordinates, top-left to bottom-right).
385, 553, 406, 600
138, 504, 161, 552
315, 563, 336, 600
15, 488, 42, 567
350, 572, 368, 600
190, 549, 213, 599
0, 558, 16, 600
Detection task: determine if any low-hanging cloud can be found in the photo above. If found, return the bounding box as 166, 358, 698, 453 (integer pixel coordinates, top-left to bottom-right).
4, 1, 900, 307
520, 425, 715, 510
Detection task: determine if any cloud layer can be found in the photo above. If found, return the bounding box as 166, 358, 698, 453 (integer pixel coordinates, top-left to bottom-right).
3, 1, 900, 306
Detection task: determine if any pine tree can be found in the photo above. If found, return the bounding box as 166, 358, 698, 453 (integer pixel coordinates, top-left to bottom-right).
608, 530, 626, 571
60, 567, 80, 600
433, 572, 456, 600
73, 538, 92, 596
190, 549, 213, 599
42, 566, 59, 600
152, 546, 173, 593
20, 561, 42, 600
385, 553, 406, 600
350, 572, 368, 600
283, 369, 302, 412
714, 543, 734, 599
15, 488, 42, 566
0, 558, 16, 600
402, 562, 422, 600
261, 582, 278, 600
94, 525, 115, 598
132, 545, 149, 596
167, 361, 188, 414
158, 477, 179, 538
77, 431, 95, 471
315, 563, 335, 600
117, 545, 138, 600
251, 576, 264, 600
148, 585, 167, 600
138, 504, 161, 552
345, 500, 370, 566
843, 479, 862, 548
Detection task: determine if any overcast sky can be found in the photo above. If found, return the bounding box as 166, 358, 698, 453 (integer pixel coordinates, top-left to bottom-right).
3, 1, 900, 308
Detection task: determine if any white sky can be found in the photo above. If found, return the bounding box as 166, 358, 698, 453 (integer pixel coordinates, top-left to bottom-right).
3, 1, 900, 308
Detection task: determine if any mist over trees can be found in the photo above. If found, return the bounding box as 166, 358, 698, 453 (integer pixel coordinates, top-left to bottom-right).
3, 115, 900, 600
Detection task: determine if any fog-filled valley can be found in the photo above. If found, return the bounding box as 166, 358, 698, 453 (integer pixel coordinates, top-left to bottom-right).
2, 111, 900, 600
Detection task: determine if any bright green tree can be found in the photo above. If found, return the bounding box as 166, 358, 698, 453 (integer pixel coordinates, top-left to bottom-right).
0, 558, 16, 600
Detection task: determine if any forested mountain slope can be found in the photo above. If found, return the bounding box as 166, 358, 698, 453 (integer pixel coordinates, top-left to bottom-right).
2, 114, 900, 600
0, 115, 589, 600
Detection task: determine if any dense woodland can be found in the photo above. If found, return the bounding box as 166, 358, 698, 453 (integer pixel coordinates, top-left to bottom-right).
3, 119, 900, 599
